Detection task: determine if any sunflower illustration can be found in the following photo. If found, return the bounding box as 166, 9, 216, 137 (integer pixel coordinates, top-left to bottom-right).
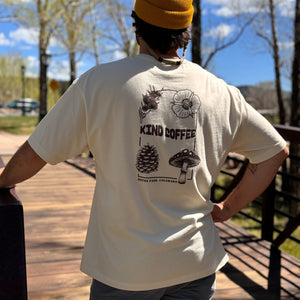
171, 90, 200, 118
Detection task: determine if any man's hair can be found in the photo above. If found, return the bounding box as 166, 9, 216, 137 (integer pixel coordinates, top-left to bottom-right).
131, 11, 190, 54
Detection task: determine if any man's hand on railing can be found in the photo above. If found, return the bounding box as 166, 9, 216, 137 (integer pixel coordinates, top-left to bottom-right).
211, 147, 289, 223
0, 167, 16, 189
211, 203, 232, 223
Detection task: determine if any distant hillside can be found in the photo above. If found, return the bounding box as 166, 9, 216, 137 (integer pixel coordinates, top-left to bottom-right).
237, 84, 291, 115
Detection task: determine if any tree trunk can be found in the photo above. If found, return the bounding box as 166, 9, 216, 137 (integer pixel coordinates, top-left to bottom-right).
191, 0, 202, 66
288, 0, 300, 216
69, 51, 76, 86
38, 0, 49, 122
39, 49, 48, 121
89, 0, 100, 65
291, 0, 300, 128
269, 0, 286, 124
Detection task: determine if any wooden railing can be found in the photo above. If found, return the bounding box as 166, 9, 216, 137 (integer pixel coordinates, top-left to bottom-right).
0, 157, 27, 300
212, 124, 300, 249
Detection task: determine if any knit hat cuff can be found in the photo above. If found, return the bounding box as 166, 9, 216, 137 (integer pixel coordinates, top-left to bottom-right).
135, 0, 193, 30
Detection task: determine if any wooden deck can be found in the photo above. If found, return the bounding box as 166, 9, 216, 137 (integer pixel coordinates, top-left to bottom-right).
2, 155, 300, 300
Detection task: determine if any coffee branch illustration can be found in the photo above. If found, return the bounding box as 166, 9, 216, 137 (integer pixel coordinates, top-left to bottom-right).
139, 86, 163, 121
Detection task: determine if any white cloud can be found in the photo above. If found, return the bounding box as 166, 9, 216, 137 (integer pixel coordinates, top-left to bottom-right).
279, 41, 294, 51
0, 33, 15, 46
205, 0, 295, 18
206, 23, 235, 39
23, 56, 39, 78
9, 27, 39, 45
8, 25, 59, 50
26, 55, 39, 69
48, 59, 70, 81
49, 36, 61, 49
278, 0, 295, 18
212, 7, 235, 17
213, 5, 260, 17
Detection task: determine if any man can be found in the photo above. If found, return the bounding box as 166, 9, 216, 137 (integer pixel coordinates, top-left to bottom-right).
0, 0, 288, 299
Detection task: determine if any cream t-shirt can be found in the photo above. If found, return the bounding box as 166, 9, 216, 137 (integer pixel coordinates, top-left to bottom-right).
28, 54, 286, 291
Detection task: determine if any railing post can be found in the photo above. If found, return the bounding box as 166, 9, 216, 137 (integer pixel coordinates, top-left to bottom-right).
261, 179, 276, 242
0, 157, 27, 300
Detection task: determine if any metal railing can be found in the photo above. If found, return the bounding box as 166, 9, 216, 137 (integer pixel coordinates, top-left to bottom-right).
212, 124, 300, 249
0, 156, 27, 300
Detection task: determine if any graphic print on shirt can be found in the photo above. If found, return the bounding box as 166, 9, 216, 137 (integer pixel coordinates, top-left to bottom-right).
136, 86, 201, 184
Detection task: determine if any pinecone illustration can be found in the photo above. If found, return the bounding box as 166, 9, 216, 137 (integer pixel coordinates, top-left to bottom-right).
136, 144, 159, 174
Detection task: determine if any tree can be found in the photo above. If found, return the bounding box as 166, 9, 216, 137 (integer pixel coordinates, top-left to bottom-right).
191, 0, 202, 66
37, 0, 64, 120
252, 0, 294, 125
54, 0, 101, 85
2, 0, 65, 120
0, 1, 16, 22
88, 0, 101, 65
0, 54, 24, 105
191, 0, 256, 69
55, 0, 102, 84
256, 0, 286, 124
288, 0, 300, 215
291, 0, 300, 128
101, 0, 139, 59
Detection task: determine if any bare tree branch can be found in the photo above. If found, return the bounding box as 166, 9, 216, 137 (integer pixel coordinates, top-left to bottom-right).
203, 14, 257, 69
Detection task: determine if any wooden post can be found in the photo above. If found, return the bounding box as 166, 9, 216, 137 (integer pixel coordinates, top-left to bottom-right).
261, 179, 276, 242
0, 157, 27, 300
268, 245, 281, 299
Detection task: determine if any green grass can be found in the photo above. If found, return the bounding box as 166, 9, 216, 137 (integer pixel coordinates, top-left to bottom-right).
230, 213, 300, 259
0, 116, 38, 135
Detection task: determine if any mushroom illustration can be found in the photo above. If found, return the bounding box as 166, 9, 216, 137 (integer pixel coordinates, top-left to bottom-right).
169, 149, 200, 184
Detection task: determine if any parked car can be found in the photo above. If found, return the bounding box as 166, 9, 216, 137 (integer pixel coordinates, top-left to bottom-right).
6, 98, 39, 112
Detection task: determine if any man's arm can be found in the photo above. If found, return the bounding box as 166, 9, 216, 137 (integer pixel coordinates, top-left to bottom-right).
0, 141, 46, 189
211, 146, 289, 222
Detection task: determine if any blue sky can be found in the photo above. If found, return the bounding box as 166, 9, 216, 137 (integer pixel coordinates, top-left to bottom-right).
0, 0, 295, 91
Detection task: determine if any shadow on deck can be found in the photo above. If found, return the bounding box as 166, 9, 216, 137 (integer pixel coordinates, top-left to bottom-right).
215, 221, 300, 299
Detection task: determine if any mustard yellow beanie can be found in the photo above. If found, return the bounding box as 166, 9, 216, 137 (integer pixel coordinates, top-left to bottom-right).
134, 0, 194, 30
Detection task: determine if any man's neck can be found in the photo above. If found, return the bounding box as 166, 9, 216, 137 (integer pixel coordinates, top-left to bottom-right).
139, 39, 179, 60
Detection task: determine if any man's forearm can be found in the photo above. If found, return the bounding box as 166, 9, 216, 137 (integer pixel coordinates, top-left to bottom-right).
212, 147, 289, 222
0, 141, 46, 189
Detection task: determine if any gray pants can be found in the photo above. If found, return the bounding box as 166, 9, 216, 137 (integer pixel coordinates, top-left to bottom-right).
90, 273, 216, 300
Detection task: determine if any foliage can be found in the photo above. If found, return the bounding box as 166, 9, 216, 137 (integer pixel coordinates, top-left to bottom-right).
102, 0, 139, 58
0, 54, 24, 105
54, 0, 103, 84
0, 53, 61, 111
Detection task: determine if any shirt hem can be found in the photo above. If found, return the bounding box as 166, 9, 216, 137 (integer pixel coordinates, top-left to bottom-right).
80, 254, 229, 291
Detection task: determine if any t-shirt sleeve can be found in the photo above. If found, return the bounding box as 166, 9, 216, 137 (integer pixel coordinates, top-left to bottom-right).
230, 95, 287, 164
28, 82, 89, 165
